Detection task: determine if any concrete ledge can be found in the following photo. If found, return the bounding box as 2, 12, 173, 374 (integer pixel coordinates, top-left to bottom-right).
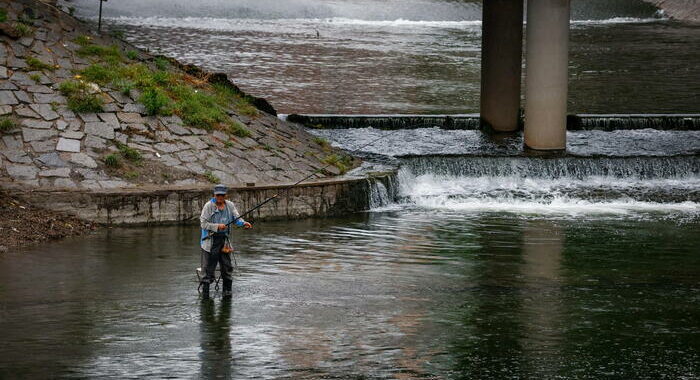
6, 174, 395, 225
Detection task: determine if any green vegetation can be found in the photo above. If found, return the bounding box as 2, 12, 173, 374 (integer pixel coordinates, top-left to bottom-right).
116, 142, 142, 162
25, 56, 54, 71
124, 170, 139, 179
113, 78, 133, 96
80, 63, 114, 84
104, 154, 120, 168
76, 44, 122, 62
140, 87, 172, 116
227, 120, 251, 137
58, 80, 103, 113
71, 37, 260, 134
154, 56, 169, 70
0, 117, 16, 133
68, 6, 75, 16
29, 73, 41, 82
224, 140, 234, 148
212, 83, 259, 117
74, 35, 92, 46
312, 136, 331, 150
0, 8, 7, 23
17, 13, 34, 26
204, 171, 220, 184
13, 22, 32, 37
322, 154, 353, 174
109, 29, 125, 39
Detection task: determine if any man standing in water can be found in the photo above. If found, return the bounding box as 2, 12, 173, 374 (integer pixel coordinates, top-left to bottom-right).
200, 184, 252, 299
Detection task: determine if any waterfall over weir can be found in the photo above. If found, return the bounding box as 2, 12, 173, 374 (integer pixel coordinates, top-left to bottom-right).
286, 114, 700, 131
313, 127, 700, 218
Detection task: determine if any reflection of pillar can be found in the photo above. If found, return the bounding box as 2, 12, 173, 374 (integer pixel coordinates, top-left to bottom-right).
524, 0, 570, 150
521, 221, 564, 373
480, 0, 524, 132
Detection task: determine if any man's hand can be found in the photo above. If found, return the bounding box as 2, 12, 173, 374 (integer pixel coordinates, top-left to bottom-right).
243, 222, 253, 229
217, 224, 227, 231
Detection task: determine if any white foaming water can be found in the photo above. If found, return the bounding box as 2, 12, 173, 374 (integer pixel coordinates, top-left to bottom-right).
103, 15, 666, 33
379, 168, 700, 218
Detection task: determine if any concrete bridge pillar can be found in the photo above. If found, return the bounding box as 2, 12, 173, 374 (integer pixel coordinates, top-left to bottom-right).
480, 0, 524, 132
523, 0, 570, 151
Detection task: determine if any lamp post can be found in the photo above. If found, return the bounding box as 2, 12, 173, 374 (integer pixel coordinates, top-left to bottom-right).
98, 0, 107, 33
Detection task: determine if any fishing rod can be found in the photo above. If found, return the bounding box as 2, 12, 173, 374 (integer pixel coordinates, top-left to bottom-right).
225, 122, 437, 227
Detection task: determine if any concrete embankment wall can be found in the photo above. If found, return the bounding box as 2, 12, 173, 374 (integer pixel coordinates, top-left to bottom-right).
7, 174, 394, 225
643, 0, 700, 22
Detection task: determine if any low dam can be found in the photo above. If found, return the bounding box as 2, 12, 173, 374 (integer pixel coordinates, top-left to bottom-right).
286, 113, 700, 131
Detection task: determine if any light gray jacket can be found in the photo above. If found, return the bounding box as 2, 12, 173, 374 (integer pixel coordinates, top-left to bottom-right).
199, 199, 245, 252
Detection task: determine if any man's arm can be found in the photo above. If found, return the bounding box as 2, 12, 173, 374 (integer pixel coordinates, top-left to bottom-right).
200, 203, 221, 232
228, 201, 252, 228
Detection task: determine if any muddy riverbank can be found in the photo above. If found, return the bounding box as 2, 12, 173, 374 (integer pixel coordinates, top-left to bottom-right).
0, 190, 94, 249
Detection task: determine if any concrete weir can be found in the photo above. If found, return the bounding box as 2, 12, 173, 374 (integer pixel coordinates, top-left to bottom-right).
7, 174, 396, 225
286, 114, 700, 131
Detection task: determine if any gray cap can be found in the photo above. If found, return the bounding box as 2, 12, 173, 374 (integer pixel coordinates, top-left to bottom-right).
213, 184, 228, 195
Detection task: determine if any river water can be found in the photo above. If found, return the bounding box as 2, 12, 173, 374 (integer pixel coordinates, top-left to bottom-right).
1, 128, 699, 378
3, 0, 699, 378
64, 0, 700, 114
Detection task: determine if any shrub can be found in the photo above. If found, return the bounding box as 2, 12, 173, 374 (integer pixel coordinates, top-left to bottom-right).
170, 85, 226, 129
154, 56, 169, 70
204, 171, 220, 184
109, 29, 125, 39
313, 136, 330, 150
113, 78, 133, 96
124, 171, 139, 179
227, 120, 251, 137
0, 117, 15, 133
58, 80, 103, 113
74, 35, 92, 46
29, 73, 41, 82
25, 56, 54, 71
140, 87, 171, 115
0, 8, 7, 23
151, 70, 174, 86
13, 23, 32, 37
80, 63, 115, 84
236, 99, 259, 117
212, 83, 259, 117
104, 154, 120, 168
321, 154, 353, 174
126, 50, 138, 60
116, 142, 142, 162
76, 44, 122, 61
224, 140, 234, 148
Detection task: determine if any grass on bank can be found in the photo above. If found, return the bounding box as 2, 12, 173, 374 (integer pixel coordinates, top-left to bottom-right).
58, 80, 103, 113
13, 22, 32, 37
204, 171, 220, 184
67, 35, 258, 137
104, 153, 120, 168
116, 142, 143, 162
321, 154, 353, 175
0, 117, 16, 133
313, 136, 331, 151
26, 56, 55, 71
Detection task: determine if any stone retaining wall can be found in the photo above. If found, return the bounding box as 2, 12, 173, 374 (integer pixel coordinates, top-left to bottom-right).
643, 0, 700, 22
8, 174, 394, 225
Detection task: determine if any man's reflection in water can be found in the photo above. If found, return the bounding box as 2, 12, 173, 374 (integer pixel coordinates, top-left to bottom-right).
200, 298, 233, 379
